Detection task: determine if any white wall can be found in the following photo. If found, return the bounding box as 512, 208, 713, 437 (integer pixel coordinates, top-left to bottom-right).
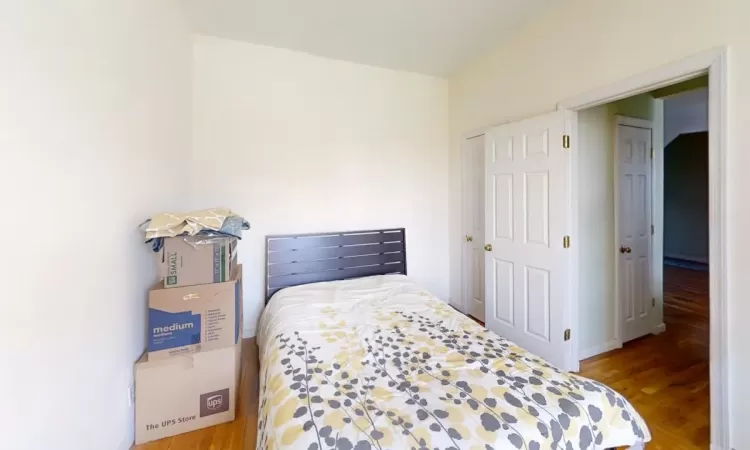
449, 0, 749, 445
576, 105, 616, 356
664, 87, 709, 144
191, 36, 450, 336
576, 95, 664, 358
0, 2, 191, 449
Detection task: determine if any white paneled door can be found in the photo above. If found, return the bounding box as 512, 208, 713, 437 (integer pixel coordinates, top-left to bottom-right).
463, 135, 485, 322
484, 111, 571, 369
616, 123, 653, 343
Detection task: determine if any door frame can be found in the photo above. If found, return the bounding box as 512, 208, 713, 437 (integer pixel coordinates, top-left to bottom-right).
613, 115, 660, 346
559, 46, 729, 449
460, 134, 484, 316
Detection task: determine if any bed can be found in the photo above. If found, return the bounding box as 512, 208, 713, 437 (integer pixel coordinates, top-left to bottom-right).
258, 229, 650, 450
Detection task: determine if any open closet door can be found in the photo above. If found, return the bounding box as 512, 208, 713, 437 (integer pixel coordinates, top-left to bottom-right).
484, 110, 572, 370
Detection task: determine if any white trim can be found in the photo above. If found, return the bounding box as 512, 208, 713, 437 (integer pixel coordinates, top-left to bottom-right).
458, 134, 485, 315
652, 99, 666, 341
461, 111, 555, 144
652, 323, 666, 335
558, 47, 724, 110
615, 115, 653, 129
459, 138, 471, 314
579, 340, 622, 361
120, 435, 133, 450
665, 253, 710, 264
564, 109, 579, 373
243, 326, 256, 338
614, 116, 655, 346
708, 45, 730, 450
560, 46, 729, 450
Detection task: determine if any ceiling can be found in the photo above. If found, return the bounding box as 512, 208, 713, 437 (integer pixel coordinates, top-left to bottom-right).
181, 0, 557, 77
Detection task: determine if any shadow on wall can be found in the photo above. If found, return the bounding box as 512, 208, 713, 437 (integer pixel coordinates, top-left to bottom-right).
663, 87, 708, 145
664, 131, 708, 264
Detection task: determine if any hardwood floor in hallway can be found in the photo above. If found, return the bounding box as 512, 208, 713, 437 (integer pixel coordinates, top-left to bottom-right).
579, 265, 710, 449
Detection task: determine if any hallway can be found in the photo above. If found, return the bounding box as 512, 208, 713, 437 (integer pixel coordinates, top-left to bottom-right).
579, 265, 709, 449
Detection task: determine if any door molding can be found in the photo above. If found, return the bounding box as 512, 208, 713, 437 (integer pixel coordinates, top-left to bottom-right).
559, 46, 729, 450
460, 134, 484, 315
613, 115, 656, 346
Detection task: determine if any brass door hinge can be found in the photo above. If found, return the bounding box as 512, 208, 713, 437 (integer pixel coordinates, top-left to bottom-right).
651, 224, 654, 235
563, 235, 570, 248
563, 135, 570, 149
650, 148, 654, 159
564, 329, 571, 341
652, 298, 656, 307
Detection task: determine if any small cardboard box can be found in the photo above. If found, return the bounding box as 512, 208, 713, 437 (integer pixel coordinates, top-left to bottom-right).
134, 342, 242, 445
148, 265, 243, 361
157, 236, 237, 288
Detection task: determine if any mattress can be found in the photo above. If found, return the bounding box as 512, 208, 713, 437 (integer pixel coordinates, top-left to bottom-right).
257, 275, 650, 450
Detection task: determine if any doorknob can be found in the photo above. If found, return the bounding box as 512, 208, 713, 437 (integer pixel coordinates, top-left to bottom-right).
484, 244, 492, 252
619, 246, 632, 254
465, 235, 473, 242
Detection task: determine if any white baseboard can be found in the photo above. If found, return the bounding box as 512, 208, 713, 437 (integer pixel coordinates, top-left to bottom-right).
449, 299, 466, 313
652, 323, 666, 334
664, 253, 709, 264
120, 411, 134, 450
244, 327, 256, 338
579, 339, 622, 360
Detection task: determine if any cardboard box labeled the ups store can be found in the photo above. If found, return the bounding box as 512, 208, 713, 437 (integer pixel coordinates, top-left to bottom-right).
157, 236, 237, 288
148, 265, 243, 361
134, 342, 242, 445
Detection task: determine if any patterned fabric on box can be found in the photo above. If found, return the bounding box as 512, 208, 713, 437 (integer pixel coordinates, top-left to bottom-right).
142, 208, 249, 240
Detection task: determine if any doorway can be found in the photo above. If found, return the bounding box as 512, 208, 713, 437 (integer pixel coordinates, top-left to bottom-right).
574, 81, 710, 448
461, 134, 485, 323
458, 46, 727, 449
558, 49, 728, 450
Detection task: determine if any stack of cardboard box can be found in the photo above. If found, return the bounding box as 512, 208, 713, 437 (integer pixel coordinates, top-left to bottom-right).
134, 236, 243, 445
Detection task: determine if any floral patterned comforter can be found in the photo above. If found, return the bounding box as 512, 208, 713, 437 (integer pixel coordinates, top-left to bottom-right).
257, 275, 649, 450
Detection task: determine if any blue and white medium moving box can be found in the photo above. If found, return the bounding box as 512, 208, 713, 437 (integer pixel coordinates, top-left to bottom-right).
147, 265, 243, 361
135, 342, 242, 444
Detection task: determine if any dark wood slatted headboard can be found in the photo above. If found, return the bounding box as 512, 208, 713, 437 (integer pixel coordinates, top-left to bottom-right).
265, 228, 407, 302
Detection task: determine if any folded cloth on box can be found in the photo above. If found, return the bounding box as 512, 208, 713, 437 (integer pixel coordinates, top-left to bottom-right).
141, 208, 250, 251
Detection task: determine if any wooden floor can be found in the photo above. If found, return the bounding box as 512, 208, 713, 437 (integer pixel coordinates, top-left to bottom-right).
135, 265, 708, 449
579, 265, 710, 449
